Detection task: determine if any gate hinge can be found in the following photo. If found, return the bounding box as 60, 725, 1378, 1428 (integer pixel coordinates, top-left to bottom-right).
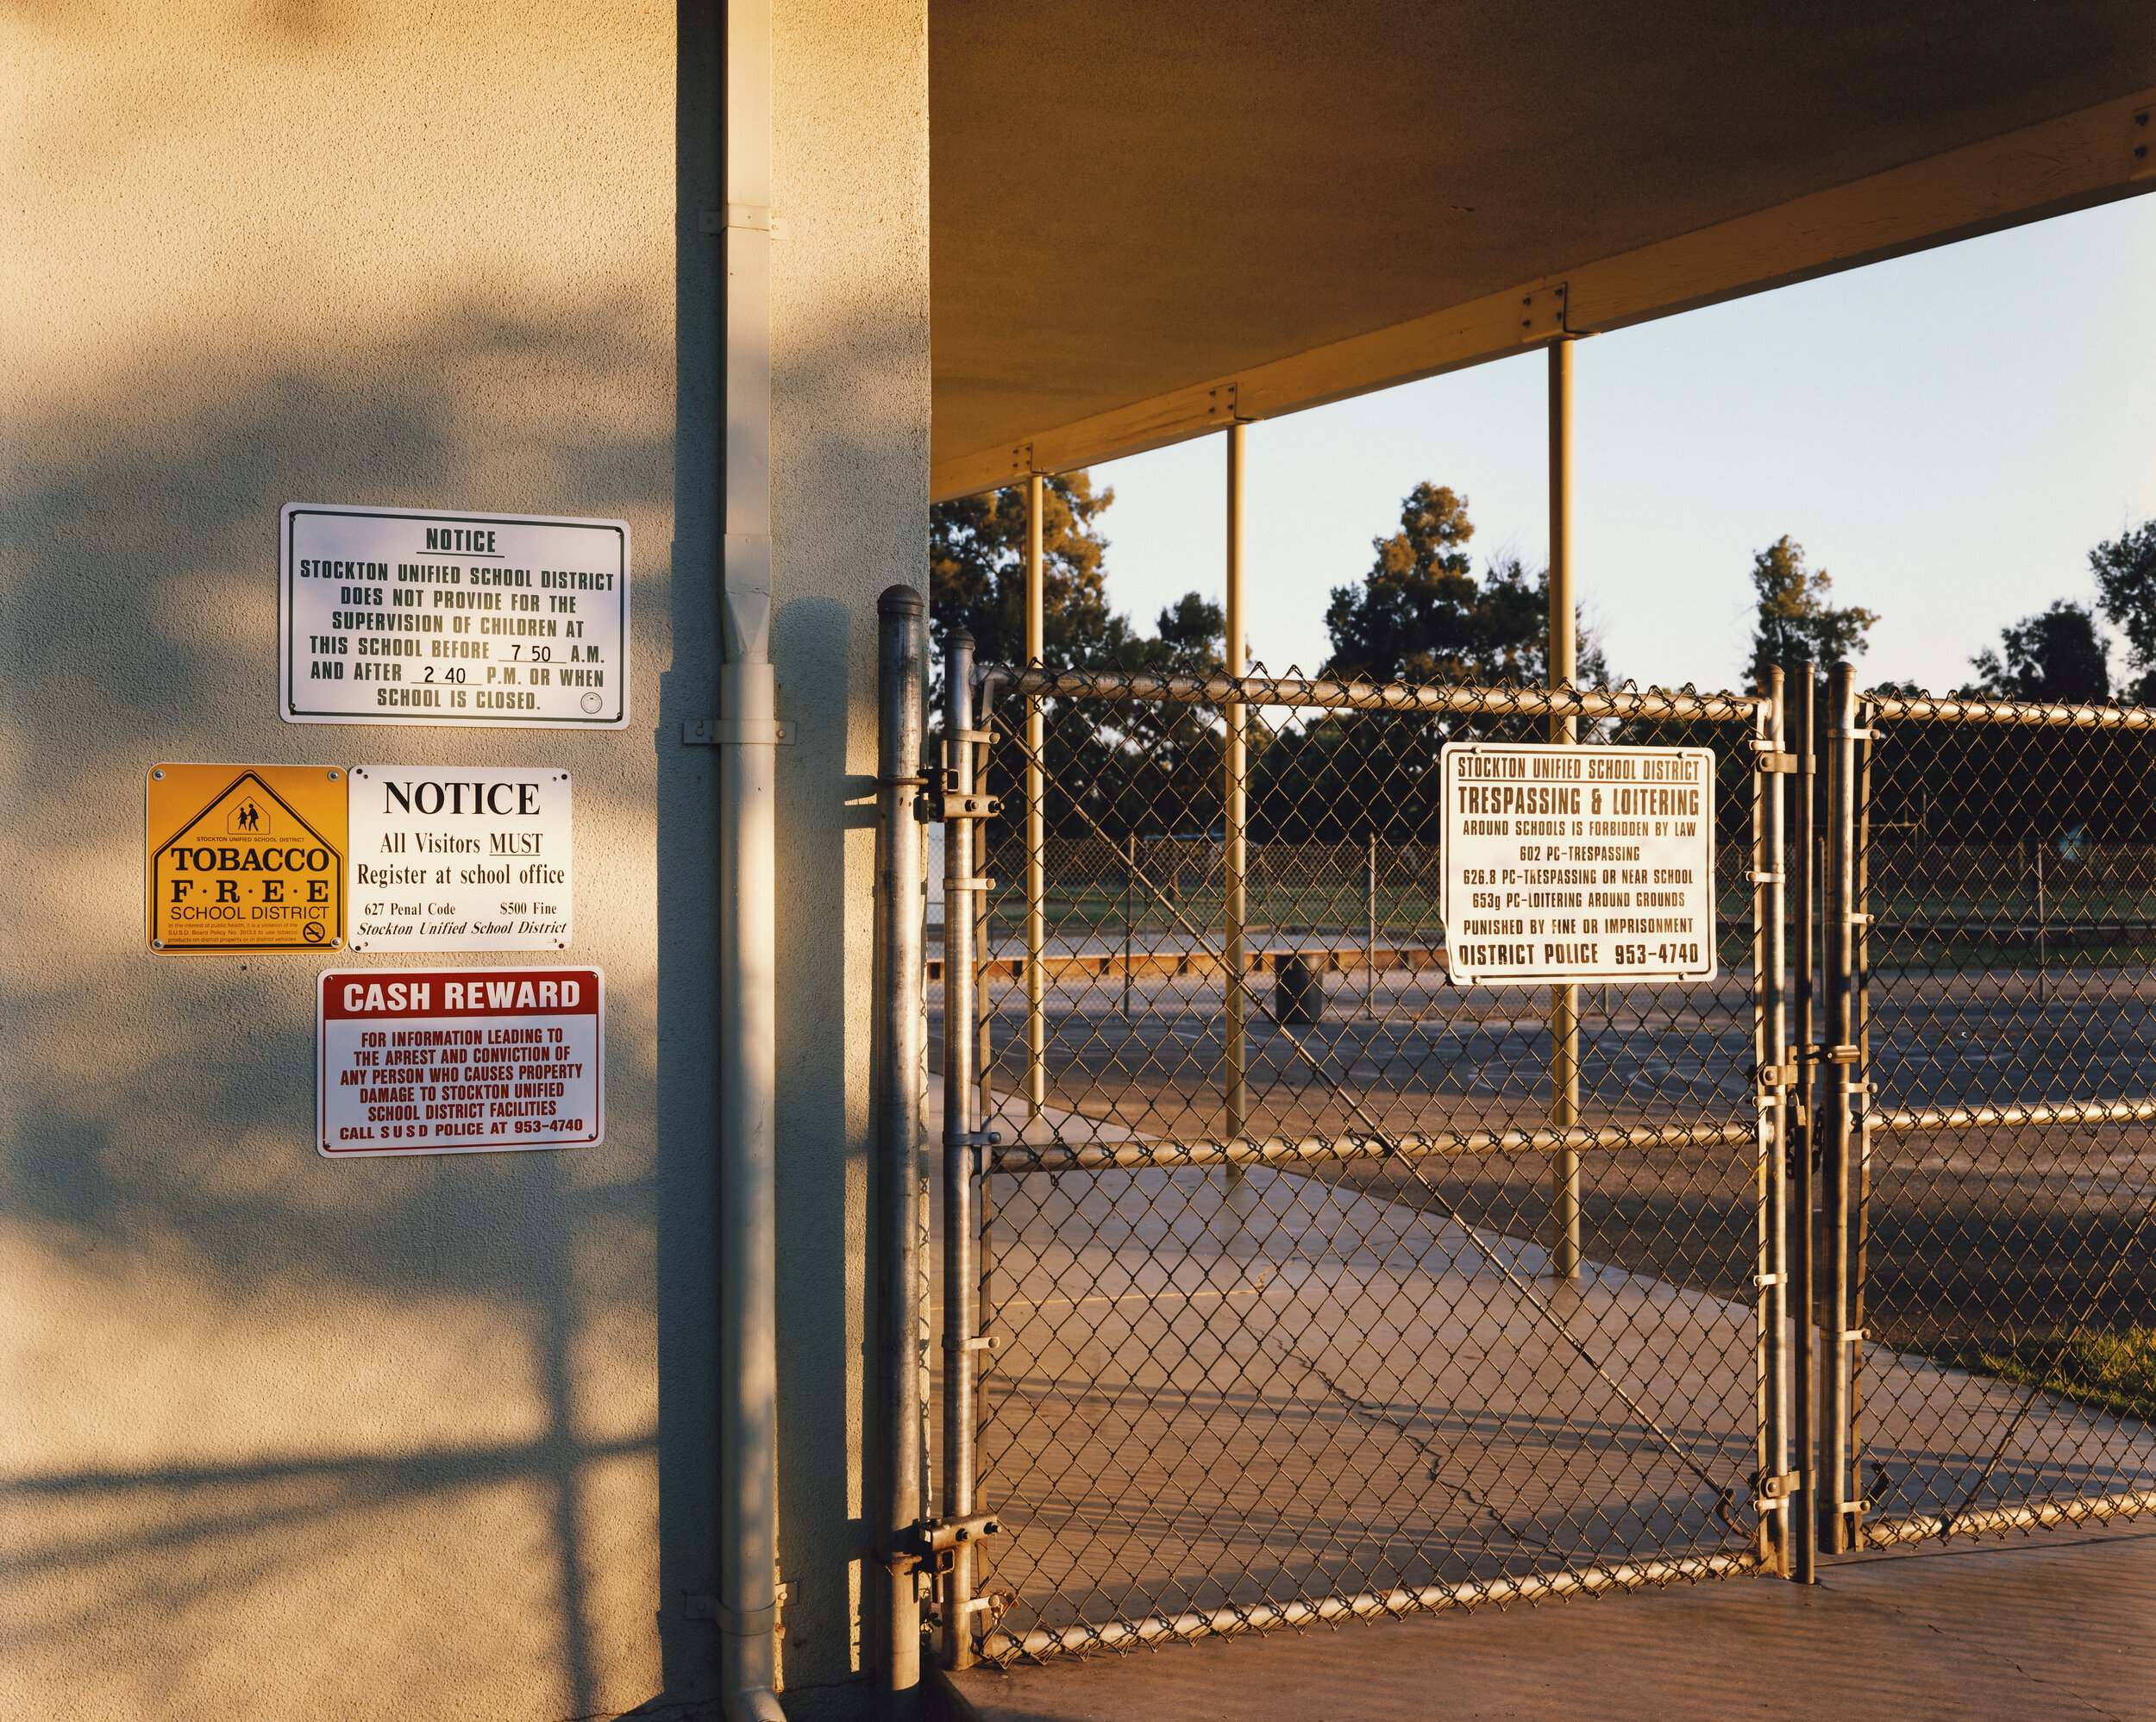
1750, 1470, 1799, 1502
915, 789, 1002, 823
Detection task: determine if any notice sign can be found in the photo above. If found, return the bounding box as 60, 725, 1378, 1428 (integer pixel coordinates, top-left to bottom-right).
348, 767, 572, 951
317, 966, 604, 1157
280, 503, 629, 729
147, 763, 347, 955
1441, 743, 1717, 985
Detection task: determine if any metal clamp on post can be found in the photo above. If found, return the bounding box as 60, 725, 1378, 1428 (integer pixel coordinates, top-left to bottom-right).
1751, 1469, 1799, 1503
1751, 748, 1809, 774
683, 717, 794, 746
1818, 1043, 1862, 1064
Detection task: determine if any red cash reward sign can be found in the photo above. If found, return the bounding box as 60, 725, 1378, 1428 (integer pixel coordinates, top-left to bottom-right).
317, 966, 604, 1157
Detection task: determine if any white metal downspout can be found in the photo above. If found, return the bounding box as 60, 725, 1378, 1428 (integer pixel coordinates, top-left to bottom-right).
719, 0, 786, 1717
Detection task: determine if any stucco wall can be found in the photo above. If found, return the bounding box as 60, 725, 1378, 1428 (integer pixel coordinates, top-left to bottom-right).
1, 3, 928, 1718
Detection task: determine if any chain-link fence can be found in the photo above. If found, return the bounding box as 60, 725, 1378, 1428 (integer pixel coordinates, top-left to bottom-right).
923, 661, 1793, 1663
1821, 679, 2156, 1551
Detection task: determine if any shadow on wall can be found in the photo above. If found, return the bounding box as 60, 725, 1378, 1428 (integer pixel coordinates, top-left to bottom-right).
1, 289, 699, 1721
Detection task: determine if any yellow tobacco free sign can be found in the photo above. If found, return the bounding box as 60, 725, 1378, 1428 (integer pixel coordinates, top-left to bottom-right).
147, 764, 348, 955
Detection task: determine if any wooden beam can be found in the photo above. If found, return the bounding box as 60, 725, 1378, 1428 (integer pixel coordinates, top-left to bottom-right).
931, 87, 2155, 502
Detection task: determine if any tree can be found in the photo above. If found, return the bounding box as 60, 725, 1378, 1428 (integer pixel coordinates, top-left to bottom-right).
2089, 520, 2156, 703
1320, 483, 1608, 686
928, 472, 1225, 674
1967, 599, 2109, 703
1745, 535, 1877, 686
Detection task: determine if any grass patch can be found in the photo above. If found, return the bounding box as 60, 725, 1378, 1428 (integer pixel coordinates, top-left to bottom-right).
1935, 1326, 2156, 1425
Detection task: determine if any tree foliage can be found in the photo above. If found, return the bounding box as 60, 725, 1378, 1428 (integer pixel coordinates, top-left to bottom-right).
928, 472, 1224, 674
1745, 535, 1877, 686
1965, 599, 2109, 703
1319, 483, 1607, 687
2090, 520, 2156, 704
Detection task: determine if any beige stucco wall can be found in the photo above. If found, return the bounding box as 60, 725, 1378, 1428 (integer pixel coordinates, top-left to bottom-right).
2, 4, 928, 1718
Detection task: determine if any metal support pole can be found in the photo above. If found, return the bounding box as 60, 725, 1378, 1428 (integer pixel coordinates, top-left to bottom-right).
1754, 668, 1790, 1575
1224, 423, 1249, 1143
1821, 662, 1859, 1553
1024, 473, 1047, 1120
872, 587, 929, 1714
1547, 337, 1581, 1282
1790, 665, 1818, 1582
940, 633, 981, 1670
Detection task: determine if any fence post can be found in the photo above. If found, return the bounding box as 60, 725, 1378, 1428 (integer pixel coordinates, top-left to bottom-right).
1790, 663, 1819, 1581
1821, 662, 1861, 1553
940, 630, 981, 1669
872, 586, 928, 1711
1224, 421, 1249, 1145
1547, 335, 1581, 1282
1025, 473, 1047, 1120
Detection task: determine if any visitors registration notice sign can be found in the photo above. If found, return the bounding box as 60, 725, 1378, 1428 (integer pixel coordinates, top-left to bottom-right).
346, 766, 573, 951
280, 504, 629, 729
147, 763, 348, 955
1441, 742, 1717, 985
317, 966, 605, 1157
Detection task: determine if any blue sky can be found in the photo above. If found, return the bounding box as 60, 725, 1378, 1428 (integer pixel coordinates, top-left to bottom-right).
1085, 193, 2156, 695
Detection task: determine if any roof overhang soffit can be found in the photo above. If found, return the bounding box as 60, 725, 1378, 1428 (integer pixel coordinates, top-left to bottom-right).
933, 88, 2156, 503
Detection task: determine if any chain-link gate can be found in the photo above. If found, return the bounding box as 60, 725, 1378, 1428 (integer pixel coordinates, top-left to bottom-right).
873, 624, 2156, 1679
918, 649, 1796, 1664
1810, 667, 2156, 1554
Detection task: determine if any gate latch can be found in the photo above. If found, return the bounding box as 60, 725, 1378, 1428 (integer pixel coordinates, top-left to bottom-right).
915, 790, 1002, 823
1751, 1470, 1800, 1502
894, 1511, 1002, 1575
1750, 749, 1810, 774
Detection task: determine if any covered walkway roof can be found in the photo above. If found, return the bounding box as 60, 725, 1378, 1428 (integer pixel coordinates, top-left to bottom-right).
930, 2, 2156, 498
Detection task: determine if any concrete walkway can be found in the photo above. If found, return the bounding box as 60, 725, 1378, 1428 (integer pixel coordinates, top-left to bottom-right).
946, 1522, 2156, 1721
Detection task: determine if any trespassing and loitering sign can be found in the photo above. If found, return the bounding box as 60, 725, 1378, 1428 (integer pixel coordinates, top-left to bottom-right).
1440, 742, 1718, 985
317, 966, 604, 1157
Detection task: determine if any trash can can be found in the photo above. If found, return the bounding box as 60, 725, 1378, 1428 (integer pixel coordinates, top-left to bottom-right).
1275, 951, 1323, 1025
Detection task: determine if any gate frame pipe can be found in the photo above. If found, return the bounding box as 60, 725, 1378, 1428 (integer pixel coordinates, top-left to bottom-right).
872, 588, 930, 1713
939, 632, 981, 1671
1753, 667, 1791, 1575
1224, 422, 1249, 1143
1024, 473, 1047, 1119
718, 0, 786, 1712
1820, 662, 1860, 1553
1547, 336, 1581, 1281
1789, 664, 1819, 1583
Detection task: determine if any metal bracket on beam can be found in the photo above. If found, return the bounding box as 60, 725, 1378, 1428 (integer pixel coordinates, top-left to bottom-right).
2132, 109, 2151, 181
684, 717, 793, 746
